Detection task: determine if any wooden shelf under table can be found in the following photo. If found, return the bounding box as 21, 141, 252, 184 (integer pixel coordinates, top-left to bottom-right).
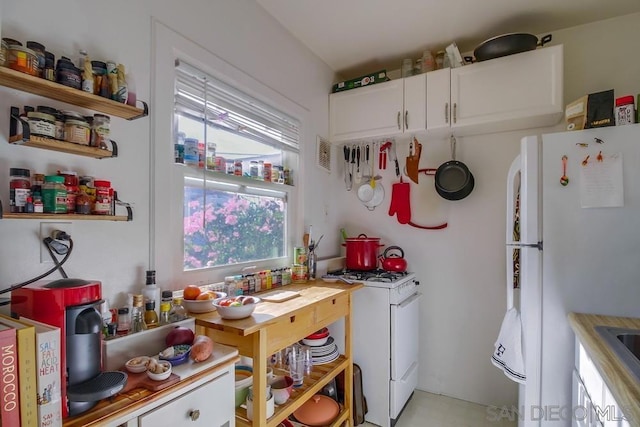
235, 356, 349, 427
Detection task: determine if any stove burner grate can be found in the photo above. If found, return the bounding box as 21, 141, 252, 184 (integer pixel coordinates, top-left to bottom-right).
327, 268, 409, 283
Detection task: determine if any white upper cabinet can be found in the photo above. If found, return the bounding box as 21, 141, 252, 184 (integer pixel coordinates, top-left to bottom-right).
450, 44, 564, 136
329, 45, 563, 143
329, 74, 426, 143
425, 68, 452, 137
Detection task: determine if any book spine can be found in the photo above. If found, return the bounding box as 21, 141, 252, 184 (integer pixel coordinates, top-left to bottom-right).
16, 328, 37, 427
36, 329, 62, 427
0, 328, 21, 426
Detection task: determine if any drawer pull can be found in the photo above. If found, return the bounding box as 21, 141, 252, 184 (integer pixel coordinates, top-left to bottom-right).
189, 409, 200, 421
290, 315, 296, 323
332, 298, 336, 305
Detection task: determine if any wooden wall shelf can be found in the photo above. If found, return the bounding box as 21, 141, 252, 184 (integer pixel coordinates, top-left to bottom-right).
8, 134, 117, 159
2, 213, 130, 221
0, 67, 147, 120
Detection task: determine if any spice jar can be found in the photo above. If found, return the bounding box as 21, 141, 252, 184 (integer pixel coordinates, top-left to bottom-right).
91, 114, 110, 148
144, 301, 159, 329
27, 111, 56, 139
8, 45, 38, 76
25, 41, 45, 78
56, 57, 81, 89
93, 180, 112, 215
9, 168, 31, 213
44, 51, 56, 82
116, 308, 131, 336
64, 115, 90, 145
42, 175, 67, 214
91, 60, 107, 96
58, 171, 79, 213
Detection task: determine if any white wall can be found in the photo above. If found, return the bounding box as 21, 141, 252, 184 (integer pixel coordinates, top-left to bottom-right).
328, 12, 640, 407
0, 1, 335, 306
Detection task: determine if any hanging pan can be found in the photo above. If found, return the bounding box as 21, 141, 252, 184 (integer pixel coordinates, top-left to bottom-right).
434, 136, 474, 201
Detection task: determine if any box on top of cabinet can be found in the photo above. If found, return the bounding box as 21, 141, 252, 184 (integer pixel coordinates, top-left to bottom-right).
332, 70, 389, 93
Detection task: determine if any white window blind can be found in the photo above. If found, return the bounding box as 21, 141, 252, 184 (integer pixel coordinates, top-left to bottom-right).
175, 60, 300, 153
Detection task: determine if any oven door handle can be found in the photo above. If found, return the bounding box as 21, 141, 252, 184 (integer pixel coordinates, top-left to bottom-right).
396, 292, 421, 308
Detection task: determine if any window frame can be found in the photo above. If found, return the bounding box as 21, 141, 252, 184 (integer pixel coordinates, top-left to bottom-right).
152, 21, 304, 286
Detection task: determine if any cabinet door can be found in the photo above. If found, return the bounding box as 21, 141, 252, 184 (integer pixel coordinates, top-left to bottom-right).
329, 79, 403, 143
139, 368, 234, 427
450, 45, 563, 136
425, 68, 451, 137
402, 74, 426, 134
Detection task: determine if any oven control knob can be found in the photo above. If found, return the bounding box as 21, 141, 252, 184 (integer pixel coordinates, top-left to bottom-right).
414, 280, 420, 286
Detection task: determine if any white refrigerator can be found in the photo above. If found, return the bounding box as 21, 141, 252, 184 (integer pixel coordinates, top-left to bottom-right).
506, 123, 640, 426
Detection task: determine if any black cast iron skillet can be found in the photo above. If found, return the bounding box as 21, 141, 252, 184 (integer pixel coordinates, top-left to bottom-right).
434, 136, 474, 201
474, 33, 552, 62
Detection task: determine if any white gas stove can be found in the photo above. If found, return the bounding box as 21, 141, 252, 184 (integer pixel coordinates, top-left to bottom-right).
328, 268, 421, 427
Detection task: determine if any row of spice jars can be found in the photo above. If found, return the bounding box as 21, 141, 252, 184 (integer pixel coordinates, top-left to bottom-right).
1, 37, 131, 104
9, 168, 114, 215
22, 105, 110, 148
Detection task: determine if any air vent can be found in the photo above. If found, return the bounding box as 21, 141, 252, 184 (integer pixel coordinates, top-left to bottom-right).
316, 136, 331, 173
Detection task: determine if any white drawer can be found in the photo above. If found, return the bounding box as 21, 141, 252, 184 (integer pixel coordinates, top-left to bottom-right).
139, 368, 234, 426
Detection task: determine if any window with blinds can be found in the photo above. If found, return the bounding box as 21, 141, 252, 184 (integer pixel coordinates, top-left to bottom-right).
174, 60, 298, 270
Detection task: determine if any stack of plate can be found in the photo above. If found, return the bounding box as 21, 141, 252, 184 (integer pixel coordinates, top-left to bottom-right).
301, 328, 339, 365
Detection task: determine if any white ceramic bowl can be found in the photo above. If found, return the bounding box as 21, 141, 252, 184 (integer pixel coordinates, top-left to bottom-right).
125, 356, 150, 373
246, 391, 274, 420
213, 296, 261, 320
183, 291, 227, 313
302, 336, 329, 347
269, 375, 294, 405
146, 360, 172, 381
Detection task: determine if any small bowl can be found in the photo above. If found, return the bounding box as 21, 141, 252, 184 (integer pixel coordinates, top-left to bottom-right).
302, 336, 329, 347
213, 296, 261, 320
246, 391, 274, 420
183, 291, 227, 313
235, 365, 254, 408
125, 356, 150, 373
159, 344, 192, 366
146, 360, 172, 381
270, 375, 294, 404
306, 328, 330, 339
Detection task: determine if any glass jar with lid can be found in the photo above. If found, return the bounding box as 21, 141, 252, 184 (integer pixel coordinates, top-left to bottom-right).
91, 114, 110, 149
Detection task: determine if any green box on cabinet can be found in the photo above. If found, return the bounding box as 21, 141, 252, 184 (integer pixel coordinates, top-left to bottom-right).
332, 70, 389, 93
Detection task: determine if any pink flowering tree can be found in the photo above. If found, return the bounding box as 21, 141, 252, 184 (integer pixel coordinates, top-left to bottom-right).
183, 188, 285, 269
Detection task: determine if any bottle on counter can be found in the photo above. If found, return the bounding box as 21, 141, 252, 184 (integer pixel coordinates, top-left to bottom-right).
141, 270, 161, 320
169, 297, 187, 323
116, 307, 130, 336
159, 291, 172, 325
144, 301, 159, 329
131, 294, 147, 333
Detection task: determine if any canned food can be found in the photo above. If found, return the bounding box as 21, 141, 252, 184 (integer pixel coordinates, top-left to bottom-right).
293, 246, 307, 265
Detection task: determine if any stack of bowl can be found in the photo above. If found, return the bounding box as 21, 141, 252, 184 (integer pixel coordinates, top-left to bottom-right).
301, 328, 339, 365
235, 365, 253, 407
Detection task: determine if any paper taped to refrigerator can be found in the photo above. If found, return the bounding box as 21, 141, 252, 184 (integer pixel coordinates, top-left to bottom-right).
579, 152, 623, 208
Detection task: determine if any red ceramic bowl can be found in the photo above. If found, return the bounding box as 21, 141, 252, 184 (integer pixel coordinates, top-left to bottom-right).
306, 327, 329, 340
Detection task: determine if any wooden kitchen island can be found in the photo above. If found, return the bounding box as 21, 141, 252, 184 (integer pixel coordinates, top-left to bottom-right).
194, 281, 363, 427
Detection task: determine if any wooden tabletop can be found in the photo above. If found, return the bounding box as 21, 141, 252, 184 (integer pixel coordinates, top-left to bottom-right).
194, 281, 364, 335
568, 312, 640, 426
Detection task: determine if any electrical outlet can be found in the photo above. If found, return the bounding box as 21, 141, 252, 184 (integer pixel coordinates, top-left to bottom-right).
40, 222, 73, 263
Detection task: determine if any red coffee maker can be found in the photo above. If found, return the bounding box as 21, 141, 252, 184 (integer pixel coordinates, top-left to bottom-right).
12, 278, 127, 417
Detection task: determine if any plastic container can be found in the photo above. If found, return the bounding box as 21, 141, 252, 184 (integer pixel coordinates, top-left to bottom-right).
422, 50, 436, 72
58, 171, 79, 213
141, 270, 161, 320
9, 168, 31, 213
42, 175, 67, 214
184, 138, 199, 167
206, 141, 217, 170
615, 95, 635, 126
93, 180, 112, 215
401, 58, 413, 77
8, 45, 38, 76
56, 57, 81, 89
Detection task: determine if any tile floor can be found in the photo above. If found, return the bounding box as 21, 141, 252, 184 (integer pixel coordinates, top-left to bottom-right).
363, 390, 517, 427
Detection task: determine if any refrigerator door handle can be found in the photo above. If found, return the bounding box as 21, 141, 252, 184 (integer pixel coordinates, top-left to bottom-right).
507, 242, 543, 250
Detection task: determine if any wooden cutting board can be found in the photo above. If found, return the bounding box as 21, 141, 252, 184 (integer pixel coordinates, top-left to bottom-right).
261, 290, 301, 302
120, 369, 180, 393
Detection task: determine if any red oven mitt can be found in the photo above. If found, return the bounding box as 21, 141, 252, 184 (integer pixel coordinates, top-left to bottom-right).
388, 178, 411, 224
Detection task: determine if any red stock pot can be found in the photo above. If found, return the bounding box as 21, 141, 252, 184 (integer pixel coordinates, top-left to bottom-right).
342, 234, 383, 270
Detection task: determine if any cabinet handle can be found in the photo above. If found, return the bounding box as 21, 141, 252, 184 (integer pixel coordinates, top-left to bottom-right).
453, 103, 457, 124
189, 409, 200, 421
445, 103, 449, 124
397, 111, 401, 130
405, 111, 408, 130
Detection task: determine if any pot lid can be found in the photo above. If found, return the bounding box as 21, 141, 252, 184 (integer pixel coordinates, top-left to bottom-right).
345, 234, 380, 242
293, 394, 340, 426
